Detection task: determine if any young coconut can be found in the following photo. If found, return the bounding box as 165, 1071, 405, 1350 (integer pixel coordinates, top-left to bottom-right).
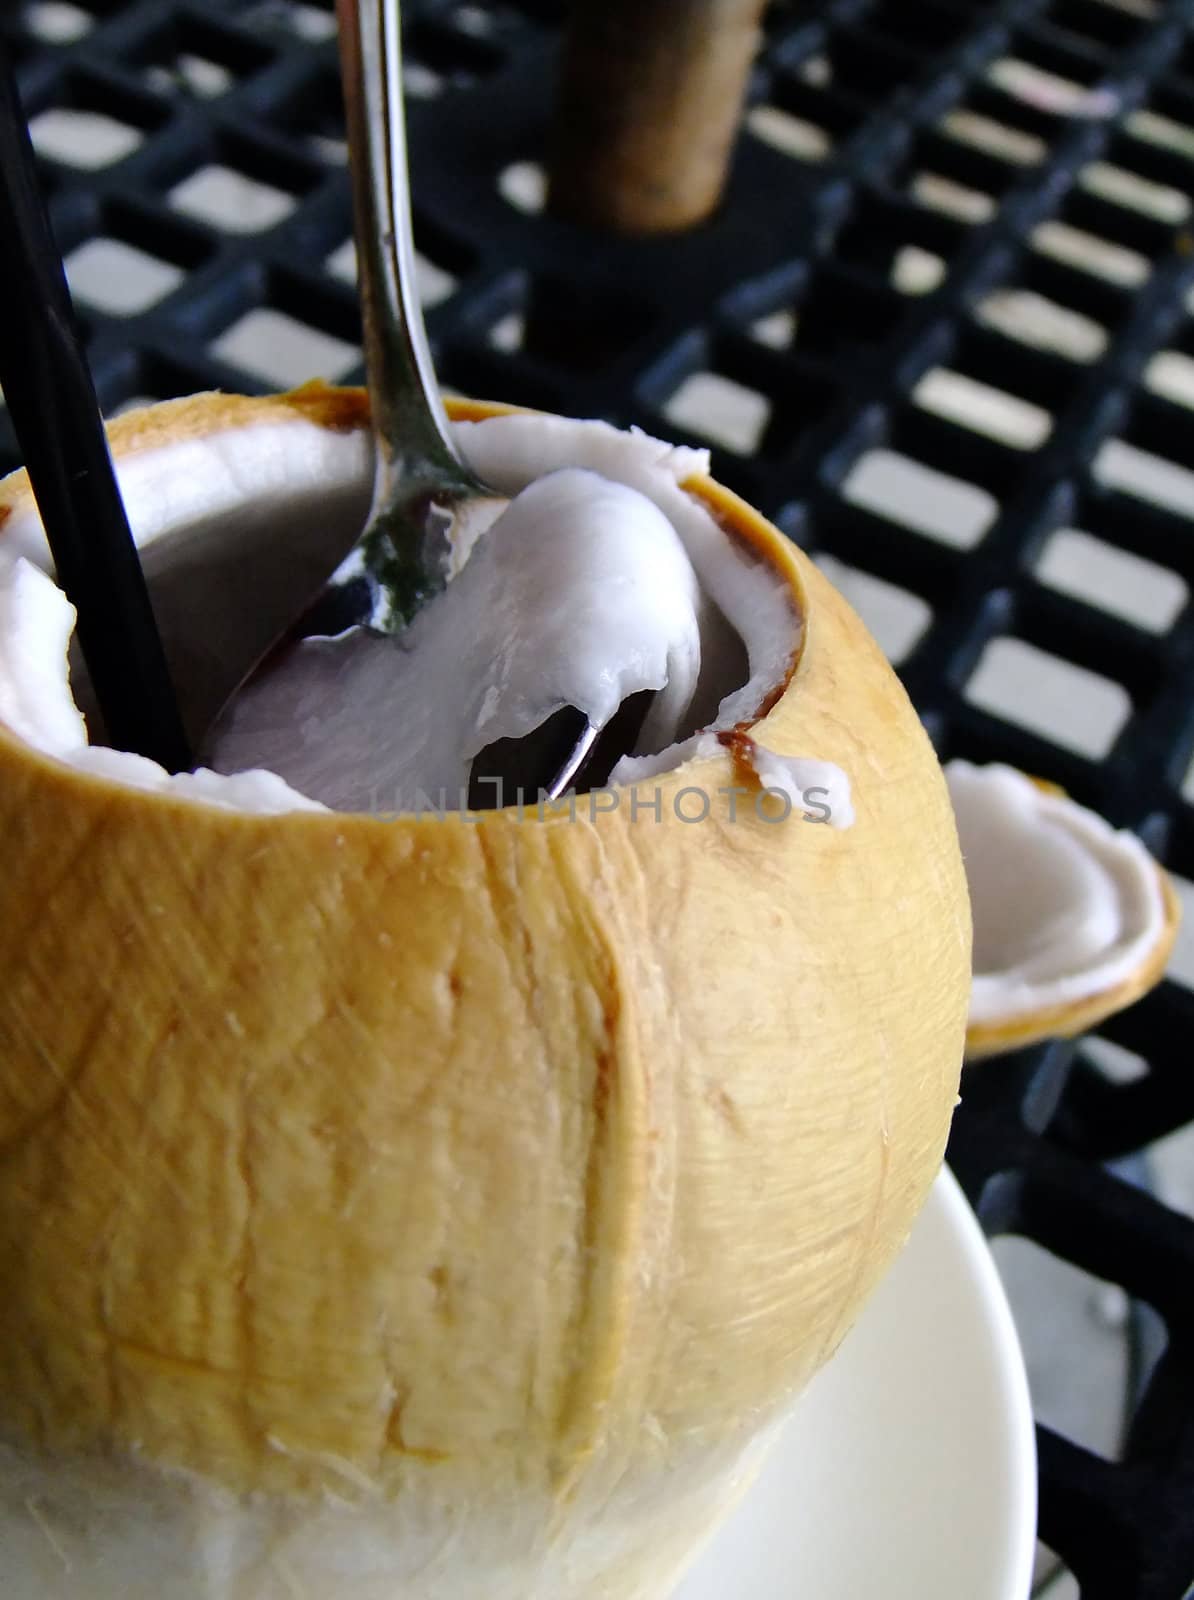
0, 388, 970, 1600
949, 761, 1179, 1059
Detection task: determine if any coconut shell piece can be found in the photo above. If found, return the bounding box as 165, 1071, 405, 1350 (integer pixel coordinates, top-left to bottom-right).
949, 760, 1179, 1060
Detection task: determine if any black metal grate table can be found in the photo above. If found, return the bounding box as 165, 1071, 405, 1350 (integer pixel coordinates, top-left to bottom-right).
4, 0, 1194, 1594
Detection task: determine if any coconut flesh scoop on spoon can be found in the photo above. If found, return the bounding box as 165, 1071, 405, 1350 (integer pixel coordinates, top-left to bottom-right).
204, 464, 708, 813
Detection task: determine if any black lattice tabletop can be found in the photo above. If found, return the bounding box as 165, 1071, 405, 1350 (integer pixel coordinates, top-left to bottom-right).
3, 1, 1194, 1595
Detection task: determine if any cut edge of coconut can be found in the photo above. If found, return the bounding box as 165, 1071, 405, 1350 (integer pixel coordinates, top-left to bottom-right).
949, 760, 1179, 1058
0, 386, 373, 536
0, 387, 814, 825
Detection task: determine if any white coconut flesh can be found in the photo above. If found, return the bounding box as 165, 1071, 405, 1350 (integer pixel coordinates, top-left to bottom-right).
203, 467, 707, 811
0, 411, 823, 818
947, 760, 1168, 1025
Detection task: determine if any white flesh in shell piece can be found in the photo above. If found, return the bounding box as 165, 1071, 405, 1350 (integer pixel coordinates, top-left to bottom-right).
947, 760, 1178, 1056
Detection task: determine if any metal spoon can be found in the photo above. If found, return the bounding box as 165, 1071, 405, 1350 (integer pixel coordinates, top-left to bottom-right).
202, 0, 644, 803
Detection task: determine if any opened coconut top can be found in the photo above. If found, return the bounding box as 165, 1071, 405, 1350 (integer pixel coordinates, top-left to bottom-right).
0, 395, 807, 818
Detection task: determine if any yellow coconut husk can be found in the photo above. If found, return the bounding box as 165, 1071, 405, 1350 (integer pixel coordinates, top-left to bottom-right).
0, 388, 970, 1599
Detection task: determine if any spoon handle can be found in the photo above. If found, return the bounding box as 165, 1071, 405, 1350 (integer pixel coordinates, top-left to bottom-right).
338, 1, 471, 515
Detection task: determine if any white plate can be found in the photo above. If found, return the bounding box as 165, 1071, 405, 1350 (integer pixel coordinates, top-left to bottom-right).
675, 1166, 1037, 1600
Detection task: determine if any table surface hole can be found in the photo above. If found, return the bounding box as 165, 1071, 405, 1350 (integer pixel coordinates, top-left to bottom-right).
240, 0, 336, 40
210, 307, 360, 387
966, 635, 1131, 756
914, 367, 1054, 450
1080, 1035, 1150, 1084
891, 244, 947, 294
1165, 872, 1194, 988
976, 288, 1108, 361
939, 107, 1046, 165
747, 104, 833, 162
404, 60, 444, 98
910, 170, 998, 225
749, 307, 798, 348
1126, 106, 1194, 162
1031, 219, 1150, 287
987, 56, 1116, 118
65, 236, 185, 316
843, 447, 998, 547
30, 107, 142, 170
1095, 437, 1194, 519
497, 160, 545, 214
662, 371, 773, 455
170, 165, 297, 233
1144, 349, 1194, 411
1036, 528, 1187, 631
1079, 159, 1191, 223
22, 1, 92, 42
146, 54, 234, 99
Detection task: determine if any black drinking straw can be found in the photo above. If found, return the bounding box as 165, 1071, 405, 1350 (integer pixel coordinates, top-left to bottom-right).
0, 45, 192, 774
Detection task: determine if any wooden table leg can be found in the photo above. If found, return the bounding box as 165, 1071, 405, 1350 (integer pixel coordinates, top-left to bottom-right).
548, 0, 771, 235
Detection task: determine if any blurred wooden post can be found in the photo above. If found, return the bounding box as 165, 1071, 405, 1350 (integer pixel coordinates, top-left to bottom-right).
548, 0, 771, 235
